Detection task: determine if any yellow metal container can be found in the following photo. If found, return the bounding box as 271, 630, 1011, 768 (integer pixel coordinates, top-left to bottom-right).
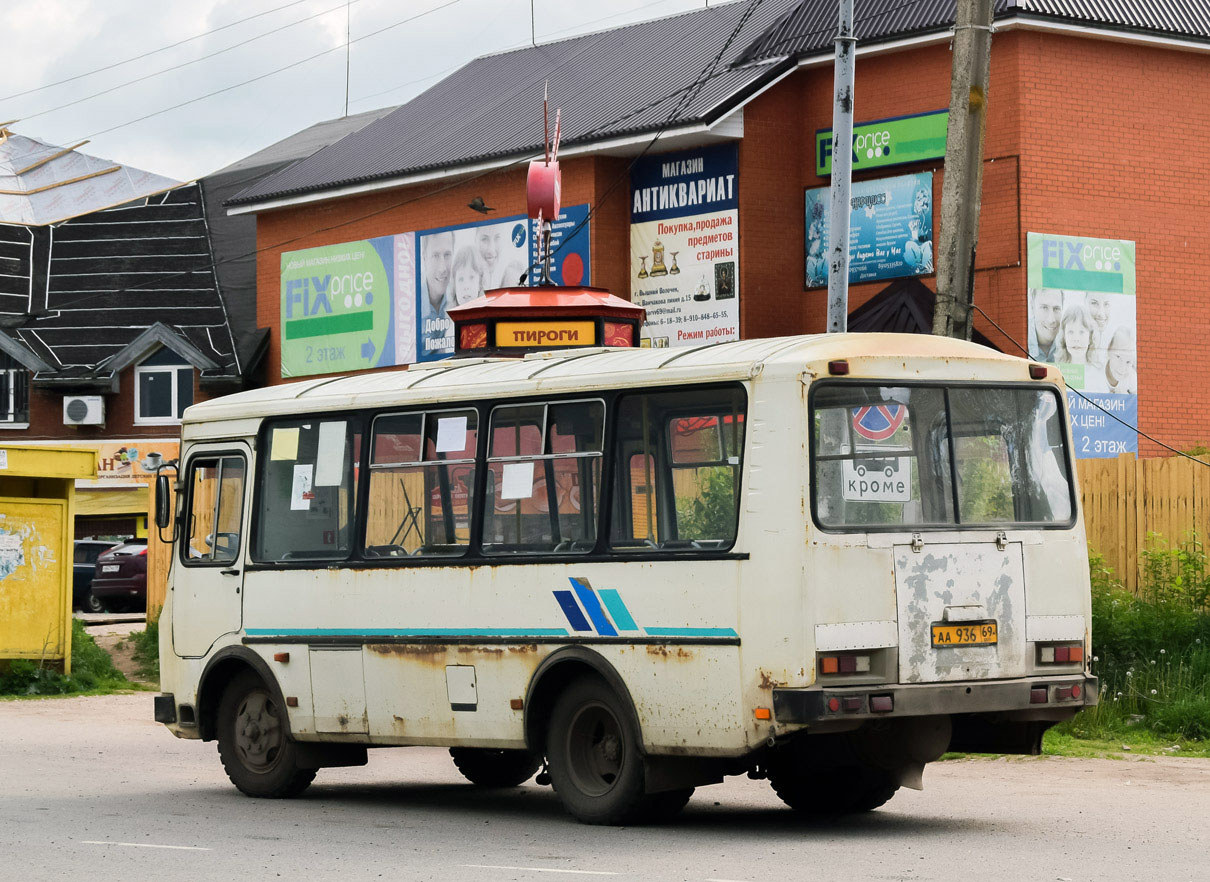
0, 445, 98, 673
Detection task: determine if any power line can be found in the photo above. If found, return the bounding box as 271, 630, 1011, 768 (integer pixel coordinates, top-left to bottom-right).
15, 0, 368, 124
0, 0, 315, 103
76, 0, 464, 142
969, 303, 1206, 467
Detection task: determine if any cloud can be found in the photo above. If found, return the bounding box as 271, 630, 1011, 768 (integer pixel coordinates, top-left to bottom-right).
0, 0, 702, 180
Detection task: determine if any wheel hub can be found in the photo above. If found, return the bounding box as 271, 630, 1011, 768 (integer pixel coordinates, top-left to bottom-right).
234, 690, 282, 772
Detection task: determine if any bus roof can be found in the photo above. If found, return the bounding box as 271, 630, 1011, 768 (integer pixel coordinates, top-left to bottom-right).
184, 333, 1032, 424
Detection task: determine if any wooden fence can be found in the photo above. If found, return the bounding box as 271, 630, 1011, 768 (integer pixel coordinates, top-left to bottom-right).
1076, 453, 1210, 592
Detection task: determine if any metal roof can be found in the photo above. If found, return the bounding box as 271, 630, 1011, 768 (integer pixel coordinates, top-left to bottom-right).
228, 0, 1210, 210
738, 0, 1210, 63
227, 0, 799, 207
183, 332, 1021, 426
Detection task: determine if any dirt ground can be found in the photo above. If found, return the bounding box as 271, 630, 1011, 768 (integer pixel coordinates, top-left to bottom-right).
84, 621, 155, 686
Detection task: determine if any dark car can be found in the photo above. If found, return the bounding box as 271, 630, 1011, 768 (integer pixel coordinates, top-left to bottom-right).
73, 539, 118, 612
90, 539, 148, 613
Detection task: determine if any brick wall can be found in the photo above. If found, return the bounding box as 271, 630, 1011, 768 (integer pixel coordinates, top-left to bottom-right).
1, 366, 215, 443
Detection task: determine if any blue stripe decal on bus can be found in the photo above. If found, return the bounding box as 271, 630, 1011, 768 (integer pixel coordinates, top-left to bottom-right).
570, 578, 618, 637
244, 627, 570, 637
596, 588, 639, 632
552, 590, 593, 632
643, 627, 740, 638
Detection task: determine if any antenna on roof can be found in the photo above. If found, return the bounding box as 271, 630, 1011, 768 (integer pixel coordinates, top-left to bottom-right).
528, 83, 562, 286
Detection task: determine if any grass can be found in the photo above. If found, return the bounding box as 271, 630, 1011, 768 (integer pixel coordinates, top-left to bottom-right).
0, 619, 139, 698
129, 619, 160, 682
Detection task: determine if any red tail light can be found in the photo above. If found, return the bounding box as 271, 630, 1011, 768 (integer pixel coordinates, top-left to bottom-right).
137, 546, 148, 556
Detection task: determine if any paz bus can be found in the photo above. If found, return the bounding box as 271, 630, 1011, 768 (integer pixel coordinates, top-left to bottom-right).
154, 333, 1096, 824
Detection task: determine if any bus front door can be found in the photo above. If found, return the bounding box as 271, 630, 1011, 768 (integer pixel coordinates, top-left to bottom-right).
173, 446, 249, 658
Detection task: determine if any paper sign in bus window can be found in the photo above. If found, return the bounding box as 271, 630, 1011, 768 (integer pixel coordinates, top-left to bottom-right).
435, 416, 468, 454
314, 422, 346, 486
291, 464, 314, 510
501, 461, 535, 500
842, 457, 911, 502
270, 427, 300, 461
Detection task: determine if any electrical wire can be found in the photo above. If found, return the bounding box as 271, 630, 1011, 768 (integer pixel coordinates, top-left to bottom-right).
969, 302, 1206, 466
76, 0, 464, 141
525, 0, 768, 280
16, 0, 369, 124
0, 0, 316, 103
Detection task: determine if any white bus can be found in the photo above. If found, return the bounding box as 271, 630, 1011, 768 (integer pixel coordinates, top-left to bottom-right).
154, 333, 1096, 824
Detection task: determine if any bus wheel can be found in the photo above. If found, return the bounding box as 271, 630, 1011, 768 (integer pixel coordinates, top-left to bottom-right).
768, 762, 898, 815
450, 748, 541, 787
546, 676, 651, 825
216, 671, 316, 798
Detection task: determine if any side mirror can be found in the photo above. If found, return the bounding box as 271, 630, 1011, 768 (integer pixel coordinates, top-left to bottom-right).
155, 474, 172, 530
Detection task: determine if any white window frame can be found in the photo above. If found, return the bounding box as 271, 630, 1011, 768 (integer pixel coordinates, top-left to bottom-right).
134, 363, 193, 426
0, 367, 30, 429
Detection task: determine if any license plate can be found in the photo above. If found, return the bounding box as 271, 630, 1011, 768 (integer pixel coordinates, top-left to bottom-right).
932, 621, 997, 647
101, 564, 120, 573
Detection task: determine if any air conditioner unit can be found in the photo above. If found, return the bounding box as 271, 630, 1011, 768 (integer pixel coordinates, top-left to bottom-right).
63, 395, 105, 426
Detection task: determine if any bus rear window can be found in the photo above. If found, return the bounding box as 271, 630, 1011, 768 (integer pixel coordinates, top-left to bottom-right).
811, 383, 1073, 530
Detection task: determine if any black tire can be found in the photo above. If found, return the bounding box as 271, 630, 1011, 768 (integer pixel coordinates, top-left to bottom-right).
216, 670, 315, 798
546, 675, 654, 825
639, 786, 694, 823
768, 761, 898, 815
84, 590, 107, 614
450, 748, 541, 787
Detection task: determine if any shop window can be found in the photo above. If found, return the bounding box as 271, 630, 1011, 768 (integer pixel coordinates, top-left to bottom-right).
0, 353, 30, 426
134, 348, 194, 425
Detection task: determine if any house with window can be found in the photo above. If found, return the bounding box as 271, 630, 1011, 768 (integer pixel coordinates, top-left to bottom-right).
0, 127, 241, 536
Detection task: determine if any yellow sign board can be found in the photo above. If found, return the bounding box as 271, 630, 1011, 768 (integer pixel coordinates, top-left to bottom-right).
496, 321, 597, 348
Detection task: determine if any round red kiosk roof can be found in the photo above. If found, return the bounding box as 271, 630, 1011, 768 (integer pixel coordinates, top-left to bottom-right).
447, 285, 645, 356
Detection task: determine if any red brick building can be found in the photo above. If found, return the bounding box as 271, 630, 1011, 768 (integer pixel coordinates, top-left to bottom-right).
229, 0, 1210, 456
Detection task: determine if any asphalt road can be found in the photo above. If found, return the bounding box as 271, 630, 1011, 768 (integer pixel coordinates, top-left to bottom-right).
1, 694, 1207, 882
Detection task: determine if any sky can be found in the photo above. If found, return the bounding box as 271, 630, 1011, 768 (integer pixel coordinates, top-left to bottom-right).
0, 0, 718, 182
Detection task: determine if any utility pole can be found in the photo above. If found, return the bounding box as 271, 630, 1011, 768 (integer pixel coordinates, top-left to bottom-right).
826, 0, 855, 334
932, 0, 994, 339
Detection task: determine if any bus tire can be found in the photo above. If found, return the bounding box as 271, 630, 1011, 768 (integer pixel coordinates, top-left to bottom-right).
546, 675, 651, 825
216, 670, 315, 799
449, 748, 541, 787
768, 762, 898, 815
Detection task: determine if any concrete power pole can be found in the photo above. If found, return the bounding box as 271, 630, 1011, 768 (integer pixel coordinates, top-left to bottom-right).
931, 0, 994, 339
826, 0, 855, 334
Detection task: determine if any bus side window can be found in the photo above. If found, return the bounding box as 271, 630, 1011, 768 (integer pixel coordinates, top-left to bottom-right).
364, 409, 477, 558
483, 400, 604, 555
184, 456, 245, 564
254, 419, 357, 563
610, 387, 746, 552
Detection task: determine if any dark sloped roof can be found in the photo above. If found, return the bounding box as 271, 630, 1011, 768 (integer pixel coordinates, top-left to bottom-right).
0, 184, 239, 384
849, 277, 997, 349
230, 0, 1210, 208
228, 0, 799, 206
739, 0, 1209, 63
200, 106, 398, 369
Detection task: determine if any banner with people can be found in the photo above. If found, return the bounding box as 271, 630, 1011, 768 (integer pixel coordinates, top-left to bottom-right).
280, 205, 590, 376
1027, 232, 1138, 458
805, 172, 934, 288
630, 144, 738, 348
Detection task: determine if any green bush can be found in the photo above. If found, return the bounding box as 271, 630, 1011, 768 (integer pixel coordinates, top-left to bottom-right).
1071, 539, 1210, 743
129, 619, 160, 682
0, 619, 129, 696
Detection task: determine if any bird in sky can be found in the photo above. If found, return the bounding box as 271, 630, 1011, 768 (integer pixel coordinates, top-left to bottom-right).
468, 197, 495, 214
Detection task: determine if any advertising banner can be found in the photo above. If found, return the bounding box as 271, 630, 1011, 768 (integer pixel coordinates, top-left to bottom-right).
280, 206, 590, 375
815, 110, 948, 176
419, 205, 592, 361
1027, 232, 1138, 458
630, 144, 738, 348
805, 172, 934, 288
